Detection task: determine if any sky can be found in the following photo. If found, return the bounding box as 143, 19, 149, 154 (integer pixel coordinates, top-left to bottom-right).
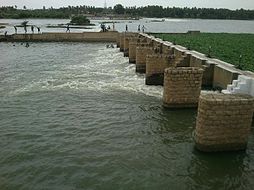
1, 0, 254, 10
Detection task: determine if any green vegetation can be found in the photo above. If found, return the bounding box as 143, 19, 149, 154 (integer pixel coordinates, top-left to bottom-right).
114, 4, 125, 15
154, 33, 254, 71
70, 15, 90, 25
0, 6, 69, 18
0, 5, 254, 20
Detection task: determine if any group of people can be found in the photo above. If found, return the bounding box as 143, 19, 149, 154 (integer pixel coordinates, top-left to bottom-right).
125, 24, 146, 33
5, 22, 146, 36
100, 23, 115, 32
13, 25, 41, 34
100, 24, 107, 32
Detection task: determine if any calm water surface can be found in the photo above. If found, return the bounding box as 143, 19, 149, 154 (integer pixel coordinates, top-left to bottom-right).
0, 43, 254, 189
0, 18, 254, 34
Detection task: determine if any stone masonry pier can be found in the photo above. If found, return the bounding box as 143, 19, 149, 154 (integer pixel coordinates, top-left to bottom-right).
163, 67, 203, 108
195, 94, 254, 152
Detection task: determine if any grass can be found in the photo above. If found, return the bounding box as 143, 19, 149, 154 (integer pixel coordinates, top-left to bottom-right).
153, 33, 254, 72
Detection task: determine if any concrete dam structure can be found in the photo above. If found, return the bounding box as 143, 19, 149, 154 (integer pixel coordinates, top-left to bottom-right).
1, 31, 254, 152
118, 31, 254, 152
0, 32, 118, 42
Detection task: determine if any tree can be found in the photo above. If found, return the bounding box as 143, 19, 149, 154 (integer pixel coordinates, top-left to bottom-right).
114, 4, 125, 14
70, 15, 90, 25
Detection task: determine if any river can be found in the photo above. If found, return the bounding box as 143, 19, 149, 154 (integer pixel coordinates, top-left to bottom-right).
0, 42, 254, 189
0, 18, 254, 34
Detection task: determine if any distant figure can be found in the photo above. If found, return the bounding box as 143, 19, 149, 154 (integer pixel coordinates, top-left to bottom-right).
142, 25, 145, 33
66, 24, 70, 33
101, 24, 106, 32
24, 25, 27, 33
113, 22, 115, 31
138, 25, 140, 32
31, 25, 34, 33
25, 42, 29, 48
4, 31, 7, 37
36, 26, 41, 33
107, 25, 111, 30
14, 26, 17, 34
125, 24, 128, 32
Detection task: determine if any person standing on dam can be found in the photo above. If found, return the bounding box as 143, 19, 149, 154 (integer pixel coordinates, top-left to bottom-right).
31, 25, 34, 33
66, 24, 70, 33
142, 25, 146, 33
37, 26, 41, 33
125, 24, 128, 32
24, 25, 27, 34
14, 26, 17, 34
138, 25, 140, 32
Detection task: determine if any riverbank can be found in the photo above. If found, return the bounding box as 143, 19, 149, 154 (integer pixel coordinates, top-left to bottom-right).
153, 33, 254, 71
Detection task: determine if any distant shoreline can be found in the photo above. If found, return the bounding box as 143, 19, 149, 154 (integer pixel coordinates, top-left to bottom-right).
1, 5, 254, 20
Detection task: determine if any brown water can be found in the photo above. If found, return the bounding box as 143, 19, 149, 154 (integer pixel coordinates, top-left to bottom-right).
0, 42, 254, 190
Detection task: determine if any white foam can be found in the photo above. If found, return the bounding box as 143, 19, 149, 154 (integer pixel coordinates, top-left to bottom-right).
8, 45, 163, 99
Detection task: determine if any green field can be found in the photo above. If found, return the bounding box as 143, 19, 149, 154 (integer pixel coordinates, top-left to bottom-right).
153, 33, 254, 72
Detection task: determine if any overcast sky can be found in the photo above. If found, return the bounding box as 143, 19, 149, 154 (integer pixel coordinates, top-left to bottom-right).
1, 0, 254, 10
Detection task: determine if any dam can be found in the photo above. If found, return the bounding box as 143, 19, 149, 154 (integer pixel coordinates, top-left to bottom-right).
1, 31, 254, 189
1, 31, 254, 151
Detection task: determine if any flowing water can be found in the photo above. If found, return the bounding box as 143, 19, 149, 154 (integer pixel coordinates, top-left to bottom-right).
0, 42, 254, 190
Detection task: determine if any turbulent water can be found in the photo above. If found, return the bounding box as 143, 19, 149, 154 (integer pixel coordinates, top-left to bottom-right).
0, 42, 254, 190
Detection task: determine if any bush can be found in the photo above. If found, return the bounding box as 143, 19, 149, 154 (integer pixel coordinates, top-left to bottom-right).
70, 15, 90, 25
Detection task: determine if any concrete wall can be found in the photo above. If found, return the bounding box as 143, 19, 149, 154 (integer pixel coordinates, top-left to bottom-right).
213, 65, 240, 89
8, 32, 118, 42
163, 67, 203, 108
190, 53, 215, 87
195, 93, 254, 152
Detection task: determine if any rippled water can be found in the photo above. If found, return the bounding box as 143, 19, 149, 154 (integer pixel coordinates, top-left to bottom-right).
0, 42, 254, 189
1, 18, 254, 34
